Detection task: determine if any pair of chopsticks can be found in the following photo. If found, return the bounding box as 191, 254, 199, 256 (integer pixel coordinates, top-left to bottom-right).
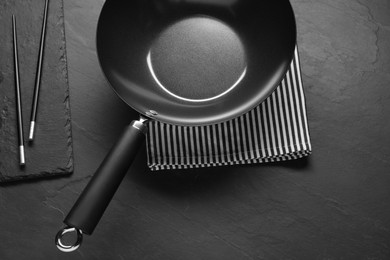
12, 0, 49, 166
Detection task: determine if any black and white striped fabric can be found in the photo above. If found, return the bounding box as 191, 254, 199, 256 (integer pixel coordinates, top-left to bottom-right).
146, 47, 311, 171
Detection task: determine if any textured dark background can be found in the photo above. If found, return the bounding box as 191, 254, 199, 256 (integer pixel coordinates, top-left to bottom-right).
1, 0, 390, 259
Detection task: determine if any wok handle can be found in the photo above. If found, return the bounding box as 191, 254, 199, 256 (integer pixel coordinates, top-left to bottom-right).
57, 119, 147, 252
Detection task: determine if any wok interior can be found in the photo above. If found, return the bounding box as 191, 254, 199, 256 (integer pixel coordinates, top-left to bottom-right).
147, 16, 247, 102
96, 0, 296, 126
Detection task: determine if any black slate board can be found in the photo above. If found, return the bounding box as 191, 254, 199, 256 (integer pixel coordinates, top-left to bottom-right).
0, 0, 73, 182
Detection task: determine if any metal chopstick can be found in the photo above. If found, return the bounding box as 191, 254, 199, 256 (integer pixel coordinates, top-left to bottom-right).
29, 0, 49, 142
12, 15, 25, 166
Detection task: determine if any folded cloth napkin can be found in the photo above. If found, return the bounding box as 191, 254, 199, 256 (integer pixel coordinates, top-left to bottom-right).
146, 47, 311, 171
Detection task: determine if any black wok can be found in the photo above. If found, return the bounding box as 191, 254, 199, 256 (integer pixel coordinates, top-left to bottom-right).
56, 0, 296, 251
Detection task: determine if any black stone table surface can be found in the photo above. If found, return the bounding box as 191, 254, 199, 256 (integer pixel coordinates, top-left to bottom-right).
1, 0, 390, 259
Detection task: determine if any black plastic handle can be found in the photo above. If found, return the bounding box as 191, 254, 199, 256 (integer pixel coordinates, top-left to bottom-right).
64, 119, 147, 235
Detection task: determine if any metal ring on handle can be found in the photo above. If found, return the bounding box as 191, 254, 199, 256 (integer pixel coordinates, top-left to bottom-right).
55, 226, 83, 252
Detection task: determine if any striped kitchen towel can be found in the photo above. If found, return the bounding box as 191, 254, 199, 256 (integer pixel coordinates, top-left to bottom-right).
146, 47, 311, 171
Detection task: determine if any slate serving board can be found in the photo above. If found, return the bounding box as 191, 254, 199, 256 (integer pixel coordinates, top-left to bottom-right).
0, 0, 73, 183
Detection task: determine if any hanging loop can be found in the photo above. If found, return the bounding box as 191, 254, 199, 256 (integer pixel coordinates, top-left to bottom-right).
55, 226, 83, 252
